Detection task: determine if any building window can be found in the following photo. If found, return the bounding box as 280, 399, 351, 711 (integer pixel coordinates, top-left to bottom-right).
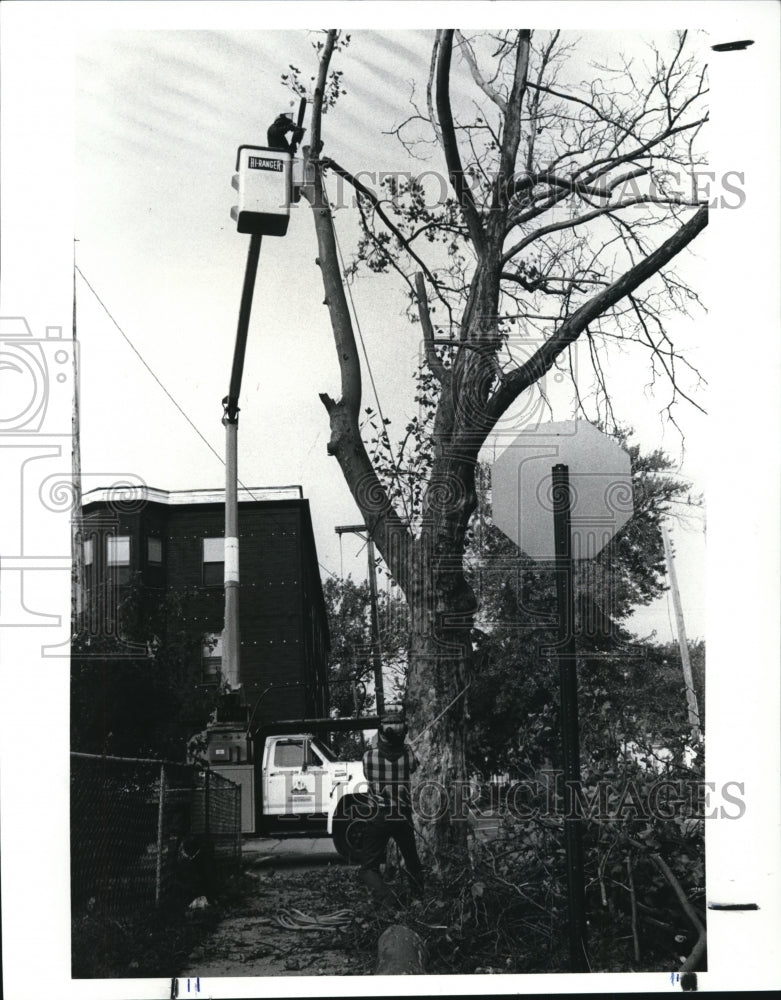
107, 535, 131, 585
202, 632, 223, 682
147, 537, 163, 564
202, 537, 224, 586
82, 537, 94, 592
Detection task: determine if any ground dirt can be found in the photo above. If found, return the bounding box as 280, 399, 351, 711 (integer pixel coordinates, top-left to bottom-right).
176, 836, 418, 980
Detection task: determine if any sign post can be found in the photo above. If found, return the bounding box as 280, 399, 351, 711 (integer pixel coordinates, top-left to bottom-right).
552, 463, 588, 971
491, 421, 634, 972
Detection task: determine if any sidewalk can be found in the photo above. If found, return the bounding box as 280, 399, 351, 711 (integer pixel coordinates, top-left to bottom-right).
240, 809, 503, 862
241, 835, 343, 864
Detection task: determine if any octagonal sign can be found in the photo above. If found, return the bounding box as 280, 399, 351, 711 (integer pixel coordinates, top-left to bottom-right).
491, 420, 633, 560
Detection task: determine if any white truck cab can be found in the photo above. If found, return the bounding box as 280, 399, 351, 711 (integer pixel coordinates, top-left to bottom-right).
258, 733, 371, 860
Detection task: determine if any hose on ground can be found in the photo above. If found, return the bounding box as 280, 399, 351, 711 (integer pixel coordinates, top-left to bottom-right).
273, 906, 353, 930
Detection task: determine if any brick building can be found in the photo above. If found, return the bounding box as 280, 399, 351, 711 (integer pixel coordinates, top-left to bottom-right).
79, 485, 329, 726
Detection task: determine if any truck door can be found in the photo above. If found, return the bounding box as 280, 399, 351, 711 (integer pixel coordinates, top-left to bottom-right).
264, 738, 327, 817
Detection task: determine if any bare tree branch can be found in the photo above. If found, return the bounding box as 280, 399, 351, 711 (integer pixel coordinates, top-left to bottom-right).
436, 29, 486, 253
485, 205, 708, 427
322, 156, 446, 306
498, 31, 530, 186
455, 30, 508, 113
427, 30, 444, 146
416, 272, 449, 384
503, 194, 703, 264
628, 293, 706, 414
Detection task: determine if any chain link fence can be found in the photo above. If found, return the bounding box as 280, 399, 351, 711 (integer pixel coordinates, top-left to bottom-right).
71, 753, 241, 916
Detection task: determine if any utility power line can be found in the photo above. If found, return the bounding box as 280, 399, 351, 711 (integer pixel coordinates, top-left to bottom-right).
75, 265, 225, 471
75, 264, 337, 584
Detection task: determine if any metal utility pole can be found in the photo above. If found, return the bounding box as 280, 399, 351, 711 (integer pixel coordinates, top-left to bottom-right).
334, 524, 385, 716
661, 524, 701, 742
551, 463, 588, 973
222, 233, 262, 693
71, 248, 84, 633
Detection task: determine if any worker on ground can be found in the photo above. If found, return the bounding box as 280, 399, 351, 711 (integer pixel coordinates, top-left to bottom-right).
267, 111, 305, 154
360, 706, 424, 901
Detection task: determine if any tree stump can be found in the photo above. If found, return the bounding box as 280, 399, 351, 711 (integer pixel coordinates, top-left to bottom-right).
376, 924, 427, 975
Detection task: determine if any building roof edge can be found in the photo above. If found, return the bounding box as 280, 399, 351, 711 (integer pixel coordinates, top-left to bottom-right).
81, 485, 304, 507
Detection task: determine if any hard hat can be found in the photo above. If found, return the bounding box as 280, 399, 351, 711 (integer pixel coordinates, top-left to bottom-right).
278, 110, 294, 120
381, 703, 405, 725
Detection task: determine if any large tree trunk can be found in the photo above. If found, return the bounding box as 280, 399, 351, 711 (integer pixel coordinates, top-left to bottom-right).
406, 624, 471, 864
405, 528, 475, 865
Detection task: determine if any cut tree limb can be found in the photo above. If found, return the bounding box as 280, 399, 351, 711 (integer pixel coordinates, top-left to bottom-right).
302, 30, 414, 593
375, 924, 428, 975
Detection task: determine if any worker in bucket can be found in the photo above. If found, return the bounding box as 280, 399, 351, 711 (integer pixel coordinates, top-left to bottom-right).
267, 111, 305, 154
360, 705, 425, 901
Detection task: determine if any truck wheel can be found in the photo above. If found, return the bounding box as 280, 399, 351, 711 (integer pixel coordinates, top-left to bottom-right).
332, 800, 370, 864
